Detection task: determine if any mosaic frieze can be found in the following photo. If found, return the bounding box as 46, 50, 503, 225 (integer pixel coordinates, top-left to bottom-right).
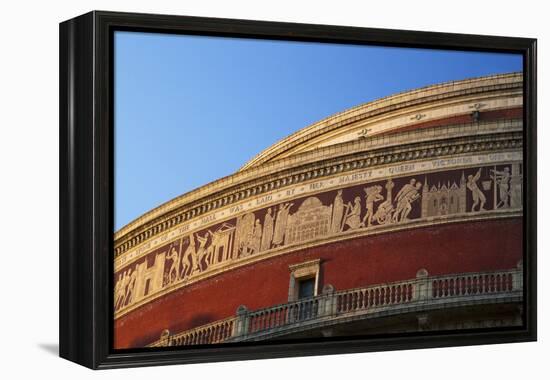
114, 162, 523, 314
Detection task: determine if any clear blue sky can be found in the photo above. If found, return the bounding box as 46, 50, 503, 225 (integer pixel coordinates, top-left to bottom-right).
114, 31, 522, 231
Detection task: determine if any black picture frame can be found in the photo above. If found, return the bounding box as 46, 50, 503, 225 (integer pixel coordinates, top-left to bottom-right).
59, 10, 537, 369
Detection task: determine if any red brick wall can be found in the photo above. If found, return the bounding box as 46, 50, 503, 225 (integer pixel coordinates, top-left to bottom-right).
114, 217, 522, 348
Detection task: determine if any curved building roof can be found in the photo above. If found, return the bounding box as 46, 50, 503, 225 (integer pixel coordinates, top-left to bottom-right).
114, 72, 522, 245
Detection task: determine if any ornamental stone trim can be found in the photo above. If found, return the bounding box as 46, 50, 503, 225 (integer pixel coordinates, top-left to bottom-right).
115, 131, 522, 258
115, 73, 522, 241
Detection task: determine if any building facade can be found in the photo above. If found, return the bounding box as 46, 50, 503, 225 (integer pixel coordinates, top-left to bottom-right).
113, 72, 524, 349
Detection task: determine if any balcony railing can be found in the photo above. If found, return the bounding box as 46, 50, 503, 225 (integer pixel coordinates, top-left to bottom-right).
152, 266, 523, 347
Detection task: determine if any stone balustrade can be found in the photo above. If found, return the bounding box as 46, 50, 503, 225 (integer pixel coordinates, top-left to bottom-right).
152, 266, 522, 347
150, 316, 237, 347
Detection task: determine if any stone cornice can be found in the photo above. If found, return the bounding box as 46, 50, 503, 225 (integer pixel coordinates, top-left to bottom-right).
115, 126, 522, 257
115, 74, 522, 242
240, 72, 522, 169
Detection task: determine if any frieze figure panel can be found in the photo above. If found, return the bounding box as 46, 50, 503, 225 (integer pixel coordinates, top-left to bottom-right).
114, 162, 523, 313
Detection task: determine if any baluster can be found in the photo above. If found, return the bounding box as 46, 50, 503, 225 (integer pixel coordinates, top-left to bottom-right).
283, 306, 289, 325
260, 312, 266, 331
314, 299, 319, 317
256, 313, 262, 332
251, 314, 257, 333
220, 324, 226, 341
368, 289, 374, 307
342, 294, 347, 312
206, 328, 211, 344
273, 307, 279, 328
225, 322, 231, 340
343, 293, 349, 312
397, 285, 401, 303
214, 325, 219, 343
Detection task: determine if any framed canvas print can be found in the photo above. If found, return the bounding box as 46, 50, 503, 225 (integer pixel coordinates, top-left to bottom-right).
59, 11, 537, 369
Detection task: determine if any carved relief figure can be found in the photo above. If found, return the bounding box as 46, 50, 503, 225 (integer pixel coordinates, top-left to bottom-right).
362, 185, 384, 227
273, 203, 293, 247
114, 272, 125, 310
234, 213, 257, 257
195, 233, 209, 271
116, 270, 130, 309
166, 246, 181, 284
509, 163, 523, 209
491, 167, 511, 209
181, 234, 196, 278
250, 219, 263, 254
342, 196, 362, 230
330, 190, 345, 233
392, 180, 422, 223
123, 268, 138, 305
467, 168, 487, 212
261, 208, 274, 251
395, 178, 417, 204
373, 179, 395, 225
